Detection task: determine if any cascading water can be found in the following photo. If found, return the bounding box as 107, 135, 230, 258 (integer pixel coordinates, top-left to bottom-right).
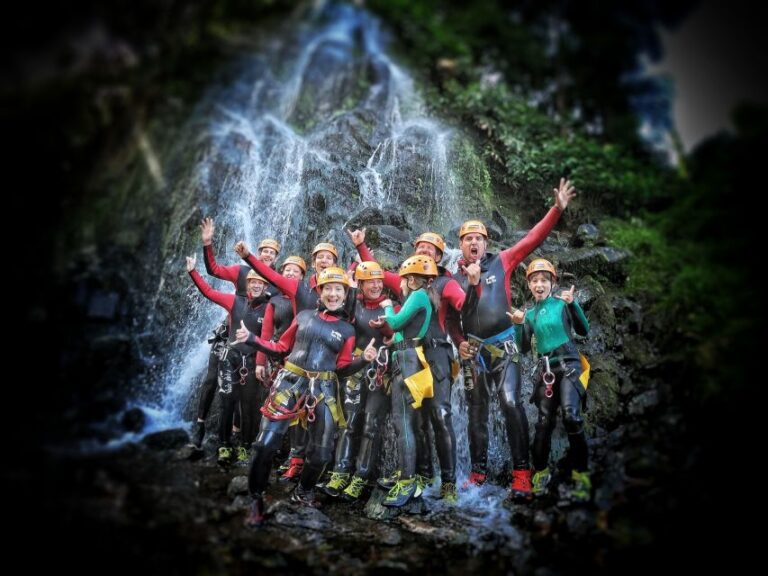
129, 5, 517, 515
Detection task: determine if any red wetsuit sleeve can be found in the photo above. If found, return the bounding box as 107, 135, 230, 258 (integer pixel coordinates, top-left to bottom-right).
499, 206, 561, 270
189, 270, 235, 311
203, 244, 240, 285
256, 302, 275, 366
437, 278, 466, 333
246, 318, 297, 355
244, 253, 298, 298
356, 242, 402, 297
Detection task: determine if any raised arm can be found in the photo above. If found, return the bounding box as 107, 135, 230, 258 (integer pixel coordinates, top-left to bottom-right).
347, 227, 402, 296
236, 241, 299, 299
499, 178, 575, 269
187, 254, 235, 311
200, 218, 241, 284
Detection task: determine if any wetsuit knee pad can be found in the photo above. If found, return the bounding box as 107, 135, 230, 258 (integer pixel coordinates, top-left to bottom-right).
563, 408, 584, 435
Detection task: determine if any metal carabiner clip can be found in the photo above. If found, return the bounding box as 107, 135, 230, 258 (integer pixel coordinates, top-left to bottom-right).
376, 346, 389, 368
366, 366, 378, 391
304, 394, 318, 422
542, 356, 555, 398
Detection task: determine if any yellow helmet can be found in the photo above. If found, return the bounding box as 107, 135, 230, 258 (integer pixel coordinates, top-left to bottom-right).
355, 261, 384, 281
316, 266, 349, 287
526, 258, 557, 280
413, 232, 446, 254
311, 242, 338, 260
258, 239, 281, 253
246, 270, 267, 283
399, 255, 438, 277
280, 255, 307, 273
458, 220, 488, 239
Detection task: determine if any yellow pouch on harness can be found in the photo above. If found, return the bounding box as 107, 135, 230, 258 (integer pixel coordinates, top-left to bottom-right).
403, 347, 434, 409
579, 354, 590, 390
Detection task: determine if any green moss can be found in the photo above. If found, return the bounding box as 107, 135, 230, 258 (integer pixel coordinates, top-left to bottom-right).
452, 135, 492, 207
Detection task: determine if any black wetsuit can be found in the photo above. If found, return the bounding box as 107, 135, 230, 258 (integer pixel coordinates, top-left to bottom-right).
457, 207, 562, 475
244, 308, 367, 497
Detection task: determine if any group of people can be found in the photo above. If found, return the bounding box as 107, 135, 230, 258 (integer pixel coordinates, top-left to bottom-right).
185, 178, 592, 529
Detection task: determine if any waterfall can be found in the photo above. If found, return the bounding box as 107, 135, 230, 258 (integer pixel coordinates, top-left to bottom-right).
145, 4, 463, 424
122, 4, 515, 500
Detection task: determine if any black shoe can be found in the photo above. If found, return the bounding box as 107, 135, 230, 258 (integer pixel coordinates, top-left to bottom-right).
244, 496, 265, 529
291, 485, 320, 507
190, 421, 205, 449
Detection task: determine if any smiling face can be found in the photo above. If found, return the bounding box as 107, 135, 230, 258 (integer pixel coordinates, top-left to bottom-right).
460, 233, 486, 264
527, 271, 553, 302
415, 241, 442, 263
313, 250, 336, 272
247, 278, 267, 300
259, 247, 278, 266
281, 263, 304, 280
320, 283, 346, 311
360, 278, 383, 300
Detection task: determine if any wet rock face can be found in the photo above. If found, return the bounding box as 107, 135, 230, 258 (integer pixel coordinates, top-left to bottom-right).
41, 3, 687, 571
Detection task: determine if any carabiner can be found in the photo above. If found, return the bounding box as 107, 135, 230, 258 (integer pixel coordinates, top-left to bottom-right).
542, 356, 555, 398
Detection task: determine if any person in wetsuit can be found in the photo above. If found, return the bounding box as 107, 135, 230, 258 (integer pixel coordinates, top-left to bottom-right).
378, 255, 437, 508
321, 261, 397, 500
237, 267, 377, 528
186, 256, 270, 465
348, 228, 465, 502
457, 178, 575, 498
510, 258, 591, 503
235, 240, 345, 481
189, 218, 279, 448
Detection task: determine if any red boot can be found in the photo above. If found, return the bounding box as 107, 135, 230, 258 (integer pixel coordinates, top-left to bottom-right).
279, 457, 304, 482
462, 471, 487, 489
510, 469, 533, 500
244, 496, 265, 529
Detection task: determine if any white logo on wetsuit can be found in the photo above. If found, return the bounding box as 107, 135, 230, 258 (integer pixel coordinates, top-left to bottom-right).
331, 330, 343, 341
485, 275, 496, 285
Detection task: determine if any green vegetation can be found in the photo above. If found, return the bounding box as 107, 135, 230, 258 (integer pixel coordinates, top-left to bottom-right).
368, 0, 760, 397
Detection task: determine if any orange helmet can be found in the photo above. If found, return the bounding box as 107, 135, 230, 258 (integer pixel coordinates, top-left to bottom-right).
526, 258, 557, 280
258, 239, 281, 253
399, 255, 438, 277
312, 242, 338, 260
280, 255, 307, 273
413, 232, 446, 254
316, 266, 349, 287
246, 270, 267, 283
458, 220, 488, 239
355, 261, 384, 281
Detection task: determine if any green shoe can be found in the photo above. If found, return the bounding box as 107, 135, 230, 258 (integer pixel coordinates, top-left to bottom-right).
235, 446, 249, 466
415, 474, 433, 494
377, 470, 401, 490
217, 446, 233, 465
342, 475, 367, 501
320, 472, 350, 497
569, 470, 592, 503
382, 478, 422, 508
532, 467, 552, 497
439, 482, 458, 504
